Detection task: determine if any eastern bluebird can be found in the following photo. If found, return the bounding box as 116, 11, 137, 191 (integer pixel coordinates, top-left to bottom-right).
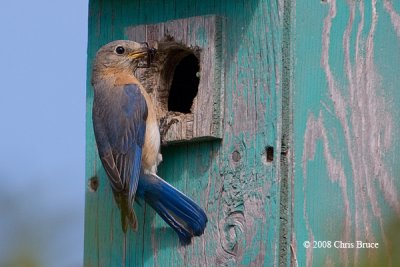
91, 40, 207, 244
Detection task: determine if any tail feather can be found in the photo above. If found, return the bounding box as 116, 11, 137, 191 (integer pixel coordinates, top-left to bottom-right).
112, 190, 138, 232
137, 172, 207, 245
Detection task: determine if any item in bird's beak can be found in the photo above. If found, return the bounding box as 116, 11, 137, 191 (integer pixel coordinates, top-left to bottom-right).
137, 42, 157, 68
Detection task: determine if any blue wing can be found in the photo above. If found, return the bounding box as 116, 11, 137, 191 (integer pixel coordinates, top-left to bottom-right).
93, 83, 147, 204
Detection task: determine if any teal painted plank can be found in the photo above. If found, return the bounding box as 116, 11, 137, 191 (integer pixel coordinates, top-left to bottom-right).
85, 0, 285, 266
294, 0, 400, 266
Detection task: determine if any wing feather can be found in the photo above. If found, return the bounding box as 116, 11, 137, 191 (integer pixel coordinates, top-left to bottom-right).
93, 83, 147, 202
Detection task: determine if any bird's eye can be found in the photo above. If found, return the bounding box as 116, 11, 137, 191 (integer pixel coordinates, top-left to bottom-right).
115, 46, 125, 54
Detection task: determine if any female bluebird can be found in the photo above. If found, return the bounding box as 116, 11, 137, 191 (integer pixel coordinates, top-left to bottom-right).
91, 40, 207, 244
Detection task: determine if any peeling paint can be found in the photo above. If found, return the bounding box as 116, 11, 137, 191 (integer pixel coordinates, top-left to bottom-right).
301, 0, 400, 265
384, 0, 400, 39
303, 112, 351, 266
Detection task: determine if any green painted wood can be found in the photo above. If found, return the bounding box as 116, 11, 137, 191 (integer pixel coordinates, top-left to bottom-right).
84, 0, 287, 266
293, 0, 400, 266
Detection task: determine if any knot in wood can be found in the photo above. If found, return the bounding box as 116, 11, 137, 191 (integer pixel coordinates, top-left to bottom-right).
88, 176, 99, 192
232, 150, 241, 162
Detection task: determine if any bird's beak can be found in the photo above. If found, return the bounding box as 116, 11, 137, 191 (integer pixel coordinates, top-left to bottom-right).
128, 49, 149, 60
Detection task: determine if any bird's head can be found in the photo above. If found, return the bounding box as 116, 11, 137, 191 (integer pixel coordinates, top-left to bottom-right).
92, 40, 155, 80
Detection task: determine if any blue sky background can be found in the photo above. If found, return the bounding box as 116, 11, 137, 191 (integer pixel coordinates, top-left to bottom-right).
0, 1, 88, 266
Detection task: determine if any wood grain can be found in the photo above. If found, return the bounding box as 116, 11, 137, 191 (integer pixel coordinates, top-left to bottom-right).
293, 0, 400, 266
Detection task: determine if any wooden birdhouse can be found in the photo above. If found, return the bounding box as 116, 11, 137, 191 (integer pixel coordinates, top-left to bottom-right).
85, 0, 400, 266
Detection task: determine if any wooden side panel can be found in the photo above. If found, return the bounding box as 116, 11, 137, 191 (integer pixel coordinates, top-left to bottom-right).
293, 0, 400, 266
84, 0, 285, 266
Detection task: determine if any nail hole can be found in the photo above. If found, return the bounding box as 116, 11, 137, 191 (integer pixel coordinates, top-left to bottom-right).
88, 176, 99, 192
232, 150, 241, 162
266, 146, 274, 162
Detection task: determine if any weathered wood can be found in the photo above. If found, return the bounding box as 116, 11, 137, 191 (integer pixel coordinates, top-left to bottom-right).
125, 16, 225, 144
293, 0, 400, 266
84, 0, 400, 266
85, 0, 284, 266
85, 0, 400, 266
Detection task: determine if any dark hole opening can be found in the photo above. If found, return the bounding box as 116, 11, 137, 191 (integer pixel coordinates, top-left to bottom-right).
266, 146, 274, 162
168, 54, 200, 113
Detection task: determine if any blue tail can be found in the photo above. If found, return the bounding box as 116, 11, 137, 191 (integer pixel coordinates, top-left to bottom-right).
136, 172, 207, 245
